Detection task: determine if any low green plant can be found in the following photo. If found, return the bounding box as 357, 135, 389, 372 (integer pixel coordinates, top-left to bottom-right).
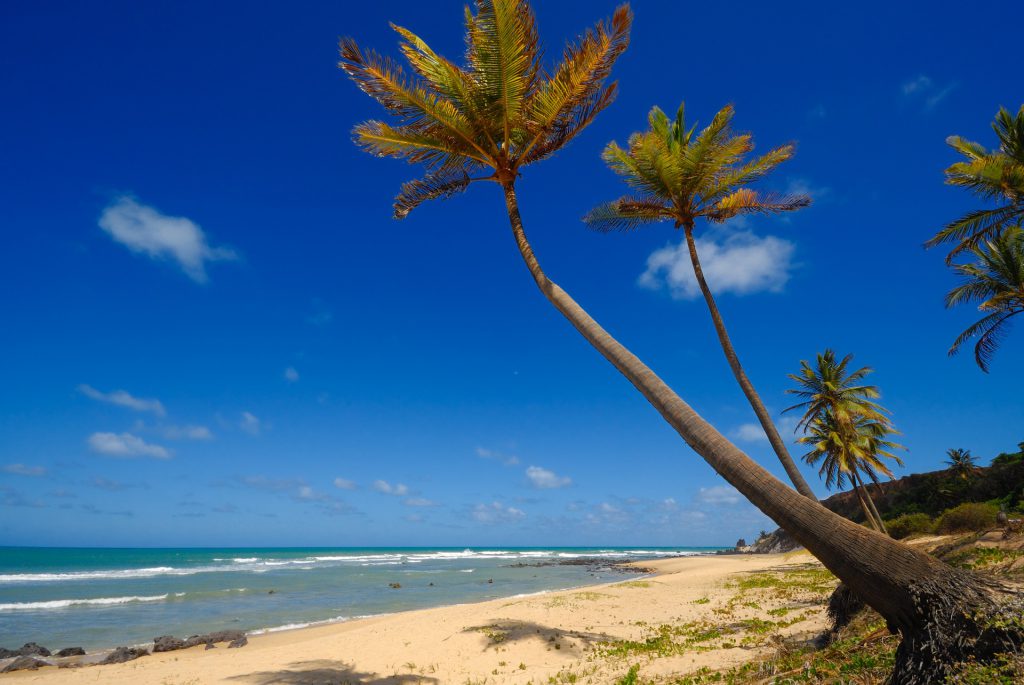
936, 502, 999, 533
886, 512, 935, 538
616, 665, 641, 685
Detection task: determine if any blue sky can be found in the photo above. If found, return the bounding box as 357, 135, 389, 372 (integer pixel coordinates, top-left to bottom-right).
1, 0, 1021, 548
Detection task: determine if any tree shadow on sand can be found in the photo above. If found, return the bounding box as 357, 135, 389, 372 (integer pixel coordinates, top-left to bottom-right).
227, 659, 440, 685
463, 619, 614, 655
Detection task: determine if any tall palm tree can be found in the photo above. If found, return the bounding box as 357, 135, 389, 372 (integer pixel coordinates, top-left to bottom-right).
800, 411, 905, 533
785, 349, 887, 431
944, 448, 979, 481
944, 227, 1024, 372
581, 104, 816, 500
340, 2, 1022, 679
926, 105, 1024, 262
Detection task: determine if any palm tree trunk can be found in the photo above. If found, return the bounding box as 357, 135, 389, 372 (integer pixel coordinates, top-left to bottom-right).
851, 478, 882, 532
854, 470, 889, 535
501, 182, 1021, 683
681, 223, 816, 500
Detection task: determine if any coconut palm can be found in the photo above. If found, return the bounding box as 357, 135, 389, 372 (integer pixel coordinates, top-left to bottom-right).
926, 105, 1024, 262
944, 227, 1024, 372
785, 349, 887, 430
582, 103, 815, 500
945, 448, 980, 481
341, 2, 1023, 678
800, 411, 905, 533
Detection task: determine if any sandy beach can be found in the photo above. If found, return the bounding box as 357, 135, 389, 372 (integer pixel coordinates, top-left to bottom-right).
1, 552, 835, 684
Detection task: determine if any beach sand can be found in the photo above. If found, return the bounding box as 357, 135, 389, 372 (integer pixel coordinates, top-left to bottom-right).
2, 552, 834, 684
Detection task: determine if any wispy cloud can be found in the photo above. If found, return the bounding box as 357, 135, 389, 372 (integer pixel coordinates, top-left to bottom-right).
639, 230, 795, 300
284, 367, 300, 383
306, 299, 333, 326
88, 432, 171, 459
902, 74, 957, 110
333, 477, 357, 490
731, 423, 768, 443
403, 497, 438, 507
2, 463, 47, 477
163, 424, 213, 440
525, 465, 572, 489
92, 477, 134, 492
372, 480, 409, 496
902, 75, 932, 95
475, 446, 520, 466
696, 485, 742, 506
239, 412, 261, 436
78, 384, 166, 417
471, 501, 525, 524
98, 197, 237, 283
240, 475, 355, 515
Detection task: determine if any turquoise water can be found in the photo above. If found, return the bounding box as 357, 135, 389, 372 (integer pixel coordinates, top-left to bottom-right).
0, 547, 719, 652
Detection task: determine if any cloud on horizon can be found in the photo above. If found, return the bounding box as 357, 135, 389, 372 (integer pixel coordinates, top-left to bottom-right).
79, 384, 166, 417
639, 230, 795, 300
98, 197, 236, 283
87, 432, 171, 459
525, 465, 572, 489
471, 501, 525, 524
372, 480, 409, 496
475, 447, 520, 466
2, 463, 48, 477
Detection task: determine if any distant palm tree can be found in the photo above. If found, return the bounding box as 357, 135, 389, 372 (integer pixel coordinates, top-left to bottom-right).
785, 350, 887, 430
799, 411, 904, 532
944, 228, 1024, 372
944, 448, 980, 481
583, 103, 815, 500
926, 105, 1024, 262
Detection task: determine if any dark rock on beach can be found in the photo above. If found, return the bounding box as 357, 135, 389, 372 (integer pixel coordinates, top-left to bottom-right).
55, 647, 85, 657
18, 642, 51, 657
2, 656, 48, 673
182, 630, 246, 648
205, 642, 216, 650
153, 635, 186, 652
227, 636, 248, 649
0, 648, 17, 659
100, 646, 149, 664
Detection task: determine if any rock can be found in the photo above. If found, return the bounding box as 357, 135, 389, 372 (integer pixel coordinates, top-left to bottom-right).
227, 636, 247, 649
19, 642, 51, 657
749, 528, 803, 554
205, 642, 216, 650
267, 590, 276, 594
388, 582, 401, 589
100, 647, 148, 664
152, 635, 185, 652
487, 578, 493, 584
0, 648, 18, 659
735, 538, 747, 549
2, 656, 47, 672
55, 647, 85, 657
997, 510, 1009, 526
182, 630, 245, 648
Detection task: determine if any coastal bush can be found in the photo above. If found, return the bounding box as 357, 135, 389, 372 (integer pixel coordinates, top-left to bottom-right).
936, 502, 999, 533
886, 512, 934, 539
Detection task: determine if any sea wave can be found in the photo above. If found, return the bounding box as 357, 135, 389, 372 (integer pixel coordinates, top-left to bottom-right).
0, 594, 169, 611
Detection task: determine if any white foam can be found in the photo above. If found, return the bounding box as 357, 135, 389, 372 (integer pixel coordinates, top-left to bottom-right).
0, 594, 168, 611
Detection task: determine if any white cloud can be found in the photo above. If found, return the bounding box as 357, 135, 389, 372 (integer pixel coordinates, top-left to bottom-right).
525, 465, 572, 489
372, 480, 409, 496
333, 477, 356, 490
475, 447, 520, 466
598, 502, 620, 514
98, 197, 236, 283
2, 463, 47, 477
88, 432, 171, 459
163, 424, 213, 440
404, 497, 438, 507
901, 74, 956, 110
696, 485, 742, 506
639, 231, 795, 300
731, 423, 768, 443
239, 412, 261, 436
902, 75, 931, 95
78, 384, 166, 417
284, 367, 299, 383
471, 501, 526, 524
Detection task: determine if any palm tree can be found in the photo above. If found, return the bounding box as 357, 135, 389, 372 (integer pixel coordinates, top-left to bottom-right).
926, 105, 1024, 262
944, 448, 980, 481
944, 227, 1024, 372
581, 104, 816, 500
799, 411, 905, 533
340, 2, 1022, 678
785, 349, 887, 430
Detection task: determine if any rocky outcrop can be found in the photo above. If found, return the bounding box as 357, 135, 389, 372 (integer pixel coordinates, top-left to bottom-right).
100, 646, 148, 664
2, 656, 47, 672
18, 642, 51, 657
152, 635, 186, 652
749, 528, 802, 554
227, 636, 248, 649
182, 630, 246, 648
55, 647, 85, 657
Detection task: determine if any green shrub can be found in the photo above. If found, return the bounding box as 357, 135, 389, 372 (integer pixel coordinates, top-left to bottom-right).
885, 512, 934, 539
936, 502, 999, 533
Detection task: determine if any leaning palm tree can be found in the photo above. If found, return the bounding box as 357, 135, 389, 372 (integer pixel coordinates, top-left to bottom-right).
944, 227, 1024, 372
926, 105, 1024, 262
786, 349, 887, 430
341, 2, 1023, 679
800, 411, 905, 533
582, 103, 816, 500
944, 448, 980, 481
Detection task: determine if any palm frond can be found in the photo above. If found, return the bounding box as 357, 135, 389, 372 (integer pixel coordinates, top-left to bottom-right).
582, 197, 671, 232
393, 168, 477, 219
706, 189, 810, 223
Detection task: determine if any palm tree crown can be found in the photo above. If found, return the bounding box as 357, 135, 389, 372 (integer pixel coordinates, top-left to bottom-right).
800, 412, 904, 491
785, 349, 886, 431
944, 227, 1024, 372
582, 103, 809, 231
944, 448, 979, 480
339, 0, 631, 217
927, 105, 1024, 262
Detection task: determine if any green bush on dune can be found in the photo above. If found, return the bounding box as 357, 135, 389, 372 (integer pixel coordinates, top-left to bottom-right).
936, 502, 1000, 533
885, 513, 935, 539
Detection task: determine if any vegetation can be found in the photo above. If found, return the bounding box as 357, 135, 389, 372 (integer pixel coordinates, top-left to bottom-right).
936, 502, 999, 533
786, 350, 904, 533
945, 448, 980, 480
583, 102, 815, 499
885, 512, 934, 539
341, 2, 1024, 681
944, 227, 1024, 372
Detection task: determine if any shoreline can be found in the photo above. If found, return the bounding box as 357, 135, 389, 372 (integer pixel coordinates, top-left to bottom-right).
0, 551, 828, 683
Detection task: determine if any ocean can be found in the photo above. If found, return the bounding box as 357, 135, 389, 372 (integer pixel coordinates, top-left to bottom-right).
0, 546, 720, 653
